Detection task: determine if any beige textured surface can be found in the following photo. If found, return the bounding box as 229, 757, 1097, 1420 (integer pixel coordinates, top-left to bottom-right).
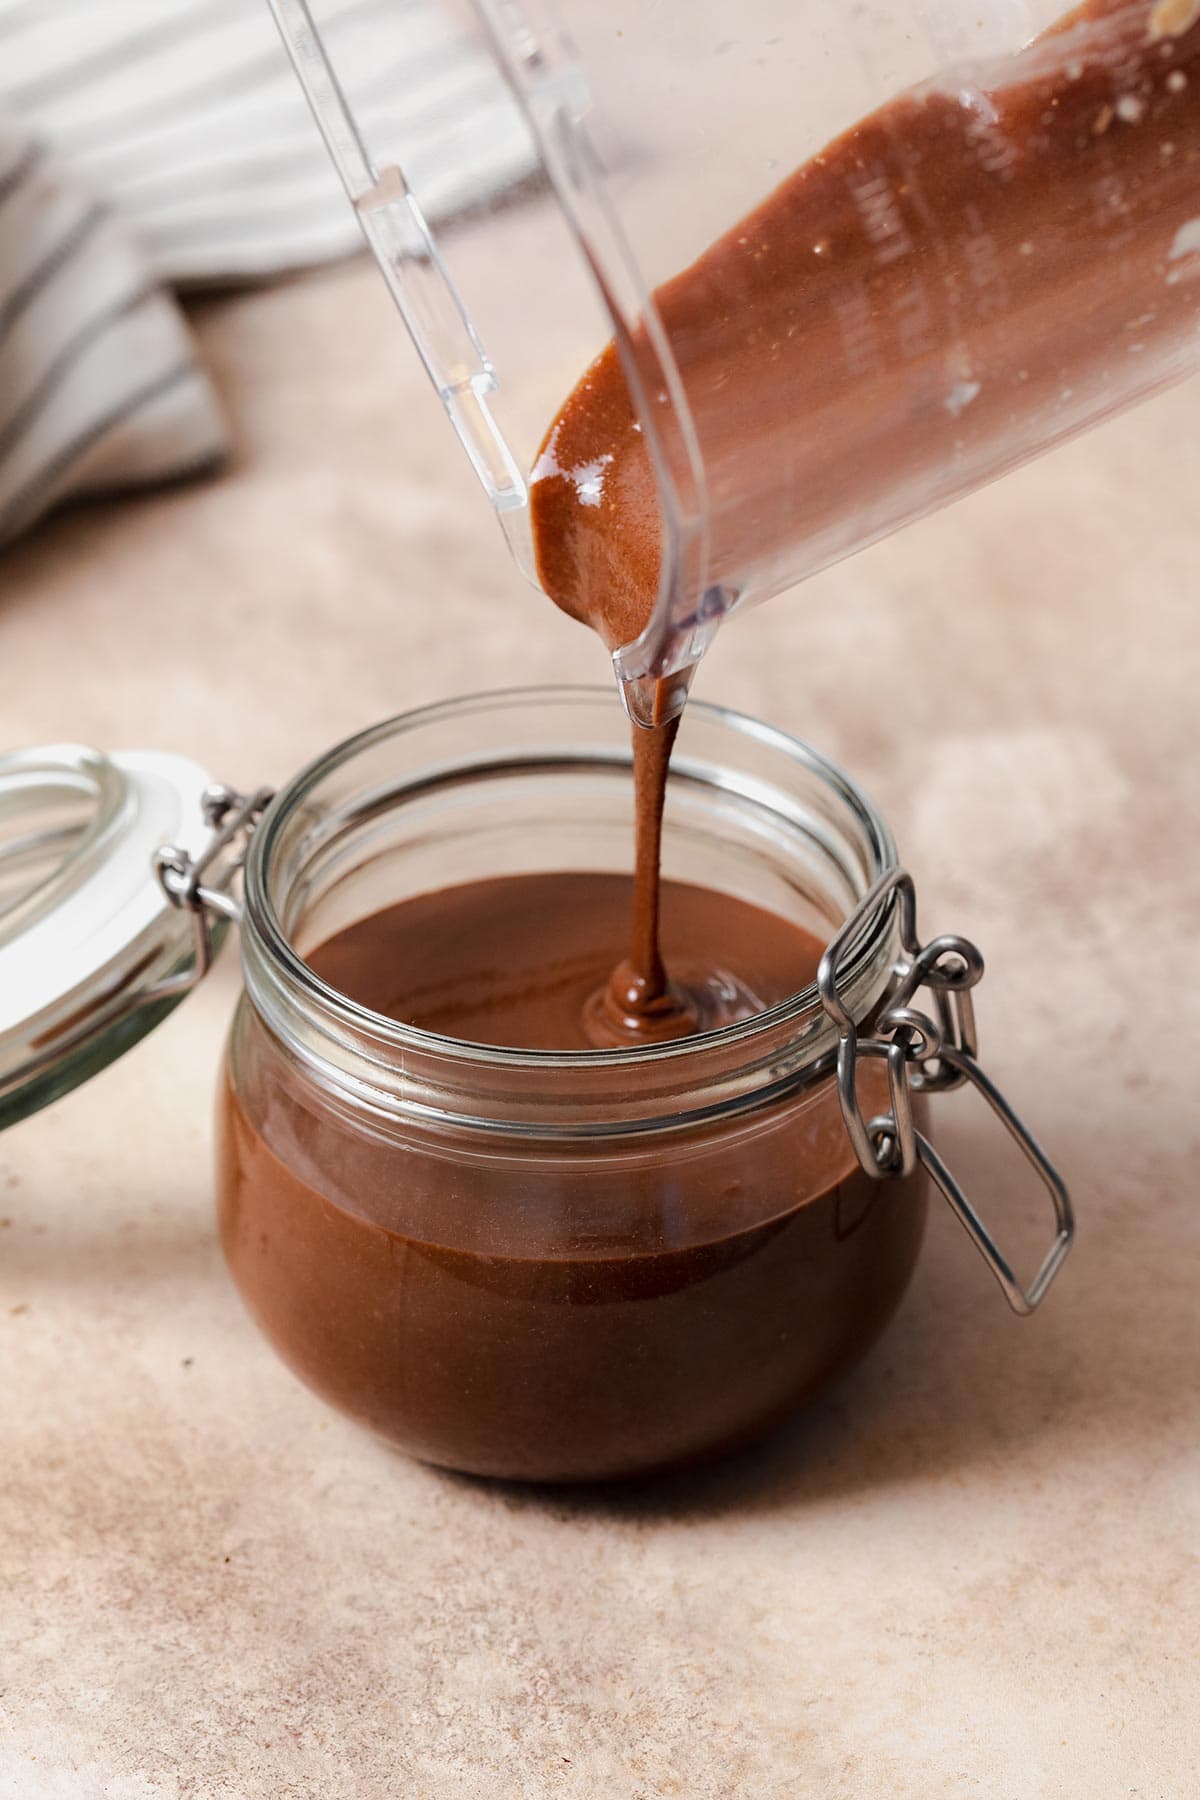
1, 256, 1198, 1798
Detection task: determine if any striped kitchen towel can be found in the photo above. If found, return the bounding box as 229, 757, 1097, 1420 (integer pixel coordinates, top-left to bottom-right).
0, 124, 226, 547
0, 0, 537, 547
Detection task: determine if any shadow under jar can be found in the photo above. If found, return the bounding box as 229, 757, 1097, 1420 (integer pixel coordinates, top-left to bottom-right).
216, 689, 924, 1482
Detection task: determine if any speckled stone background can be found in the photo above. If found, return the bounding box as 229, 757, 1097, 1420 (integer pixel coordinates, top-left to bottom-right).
1, 252, 1198, 1797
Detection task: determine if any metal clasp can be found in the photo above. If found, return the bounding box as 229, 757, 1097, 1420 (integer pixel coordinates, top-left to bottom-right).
147, 784, 273, 1002
818, 868, 1074, 1316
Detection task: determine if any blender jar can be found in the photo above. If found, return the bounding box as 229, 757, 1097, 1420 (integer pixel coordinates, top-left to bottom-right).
269, 0, 1200, 715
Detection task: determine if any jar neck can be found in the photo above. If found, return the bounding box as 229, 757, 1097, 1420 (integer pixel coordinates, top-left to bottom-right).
240, 688, 901, 1137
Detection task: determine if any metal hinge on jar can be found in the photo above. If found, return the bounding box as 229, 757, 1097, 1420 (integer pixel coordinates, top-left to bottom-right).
148, 783, 274, 1002
817, 868, 1074, 1316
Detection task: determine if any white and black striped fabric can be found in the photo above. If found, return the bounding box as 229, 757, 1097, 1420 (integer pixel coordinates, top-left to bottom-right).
0, 0, 537, 546
0, 123, 225, 547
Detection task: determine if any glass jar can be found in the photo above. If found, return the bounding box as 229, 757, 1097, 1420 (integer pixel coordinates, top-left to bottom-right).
0, 687, 1072, 1476
0, 690, 1070, 1480
215, 688, 922, 1482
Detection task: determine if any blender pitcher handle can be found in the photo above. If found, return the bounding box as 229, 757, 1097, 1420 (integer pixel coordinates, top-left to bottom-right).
265, 0, 716, 713
266, 0, 525, 513
817, 868, 1074, 1316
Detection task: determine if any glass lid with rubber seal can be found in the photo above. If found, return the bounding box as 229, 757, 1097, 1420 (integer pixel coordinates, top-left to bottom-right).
0, 744, 226, 1131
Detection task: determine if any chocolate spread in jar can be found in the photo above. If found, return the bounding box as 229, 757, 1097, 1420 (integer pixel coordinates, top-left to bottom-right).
217, 873, 924, 1482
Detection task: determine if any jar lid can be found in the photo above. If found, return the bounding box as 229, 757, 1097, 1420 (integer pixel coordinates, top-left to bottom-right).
0, 744, 216, 1131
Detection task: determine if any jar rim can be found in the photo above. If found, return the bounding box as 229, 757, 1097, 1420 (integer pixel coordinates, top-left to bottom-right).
241, 685, 900, 1082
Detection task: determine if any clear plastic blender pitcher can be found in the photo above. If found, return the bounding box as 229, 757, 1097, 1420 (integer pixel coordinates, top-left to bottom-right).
269, 0, 1200, 720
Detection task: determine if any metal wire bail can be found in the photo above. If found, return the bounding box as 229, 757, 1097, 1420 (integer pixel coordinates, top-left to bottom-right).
147, 784, 274, 1003
817, 868, 1074, 1316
